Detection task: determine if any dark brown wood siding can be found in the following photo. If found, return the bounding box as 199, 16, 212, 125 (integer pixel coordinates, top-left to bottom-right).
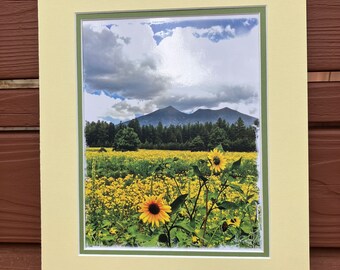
0, 89, 39, 127
309, 129, 340, 247
308, 1, 340, 71
0, 1, 41, 268
0, 132, 40, 243
307, 0, 340, 264
0, 0, 39, 79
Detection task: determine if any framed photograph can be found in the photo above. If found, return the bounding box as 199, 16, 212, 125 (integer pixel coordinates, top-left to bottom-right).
39, 0, 309, 269
77, 7, 268, 257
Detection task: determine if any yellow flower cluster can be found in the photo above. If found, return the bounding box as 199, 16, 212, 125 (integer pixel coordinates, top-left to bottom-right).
86, 148, 257, 165
85, 149, 260, 247
85, 173, 259, 226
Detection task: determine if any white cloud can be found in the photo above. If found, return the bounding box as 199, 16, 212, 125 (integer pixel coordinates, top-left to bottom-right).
84, 92, 120, 122
83, 14, 261, 122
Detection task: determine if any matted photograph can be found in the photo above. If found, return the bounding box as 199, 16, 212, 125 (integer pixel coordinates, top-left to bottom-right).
78, 7, 268, 256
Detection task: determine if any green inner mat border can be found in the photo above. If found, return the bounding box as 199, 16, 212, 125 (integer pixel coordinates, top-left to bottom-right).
77, 6, 268, 257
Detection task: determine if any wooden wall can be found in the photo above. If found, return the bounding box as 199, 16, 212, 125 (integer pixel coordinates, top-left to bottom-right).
308, 0, 340, 268
0, 0, 40, 269
0, 0, 340, 269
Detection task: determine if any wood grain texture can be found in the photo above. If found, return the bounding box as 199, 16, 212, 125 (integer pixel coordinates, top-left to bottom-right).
0, 89, 39, 127
0, 243, 40, 270
0, 0, 38, 79
311, 248, 340, 270
309, 129, 340, 247
308, 82, 340, 124
308, 0, 340, 71
0, 132, 40, 243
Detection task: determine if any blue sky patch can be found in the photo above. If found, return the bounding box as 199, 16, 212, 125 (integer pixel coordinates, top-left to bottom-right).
148, 17, 258, 45
84, 88, 125, 100
100, 116, 122, 124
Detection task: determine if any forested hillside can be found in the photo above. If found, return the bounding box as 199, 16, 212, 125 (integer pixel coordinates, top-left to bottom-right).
85, 117, 258, 152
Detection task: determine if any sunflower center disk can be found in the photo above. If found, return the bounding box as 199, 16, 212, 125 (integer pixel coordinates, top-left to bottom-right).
148, 203, 161, 215
213, 156, 221, 165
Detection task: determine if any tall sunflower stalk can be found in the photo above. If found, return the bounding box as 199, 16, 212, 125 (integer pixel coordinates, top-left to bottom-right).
136, 146, 249, 248
202, 148, 227, 239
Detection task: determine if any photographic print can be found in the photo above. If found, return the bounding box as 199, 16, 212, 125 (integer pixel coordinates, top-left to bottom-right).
78, 7, 268, 256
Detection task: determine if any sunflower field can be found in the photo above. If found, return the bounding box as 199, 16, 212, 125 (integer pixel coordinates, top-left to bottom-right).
85, 147, 261, 249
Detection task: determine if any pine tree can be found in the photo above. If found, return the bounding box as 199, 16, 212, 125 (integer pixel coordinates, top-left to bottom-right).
114, 127, 141, 151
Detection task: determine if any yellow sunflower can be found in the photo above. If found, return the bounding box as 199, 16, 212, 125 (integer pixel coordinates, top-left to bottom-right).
227, 217, 241, 228
208, 149, 227, 173
139, 195, 171, 227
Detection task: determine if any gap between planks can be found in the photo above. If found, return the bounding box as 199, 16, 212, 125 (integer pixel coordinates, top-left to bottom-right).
0, 74, 339, 90
0, 79, 39, 89
0, 127, 40, 131
0, 73, 338, 131
308, 72, 340, 82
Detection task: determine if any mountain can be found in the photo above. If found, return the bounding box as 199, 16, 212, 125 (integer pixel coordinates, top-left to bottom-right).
125, 106, 257, 127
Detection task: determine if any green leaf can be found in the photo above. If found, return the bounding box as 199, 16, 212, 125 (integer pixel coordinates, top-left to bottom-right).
175, 221, 195, 234
175, 230, 188, 243
229, 184, 244, 195
215, 144, 225, 153
231, 157, 242, 170
127, 225, 138, 235
189, 218, 196, 229
192, 166, 208, 182
241, 222, 253, 234
220, 174, 229, 185
158, 234, 168, 243
216, 201, 238, 210
229, 226, 238, 235
194, 229, 208, 242
101, 235, 115, 241
238, 177, 246, 184
170, 194, 188, 213
153, 164, 163, 173
143, 235, 159, 247
102, 220, 111, 228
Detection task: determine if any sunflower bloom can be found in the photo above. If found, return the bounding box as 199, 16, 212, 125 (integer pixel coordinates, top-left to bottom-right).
139, 195, 171, 227
208, 149, 227, 173
227, 217, 241, 228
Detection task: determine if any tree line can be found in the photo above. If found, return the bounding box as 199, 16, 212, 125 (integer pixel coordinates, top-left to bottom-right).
85, 117, 258, 152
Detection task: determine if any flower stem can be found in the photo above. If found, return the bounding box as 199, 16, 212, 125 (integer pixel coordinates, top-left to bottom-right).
190, 182, 204, 220
164, 224, 171, 247
202, 185, 209, 240
200, 184, 228, 229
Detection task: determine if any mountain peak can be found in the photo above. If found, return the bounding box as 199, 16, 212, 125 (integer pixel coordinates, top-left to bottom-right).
161, 105, 179, 112
125, 106, 257, 127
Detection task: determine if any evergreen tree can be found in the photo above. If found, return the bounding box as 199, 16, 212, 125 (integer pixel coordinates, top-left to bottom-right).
114, 127, 141, 151
190, 136, 206, 151
84, 121, 97, 146
84, 117, 257, 152
128, 119, 141, 138
208, 126, 229, 150
108, 122, 116, 146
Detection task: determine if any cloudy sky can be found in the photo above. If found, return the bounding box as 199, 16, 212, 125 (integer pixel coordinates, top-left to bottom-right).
82, 14, 261, 123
